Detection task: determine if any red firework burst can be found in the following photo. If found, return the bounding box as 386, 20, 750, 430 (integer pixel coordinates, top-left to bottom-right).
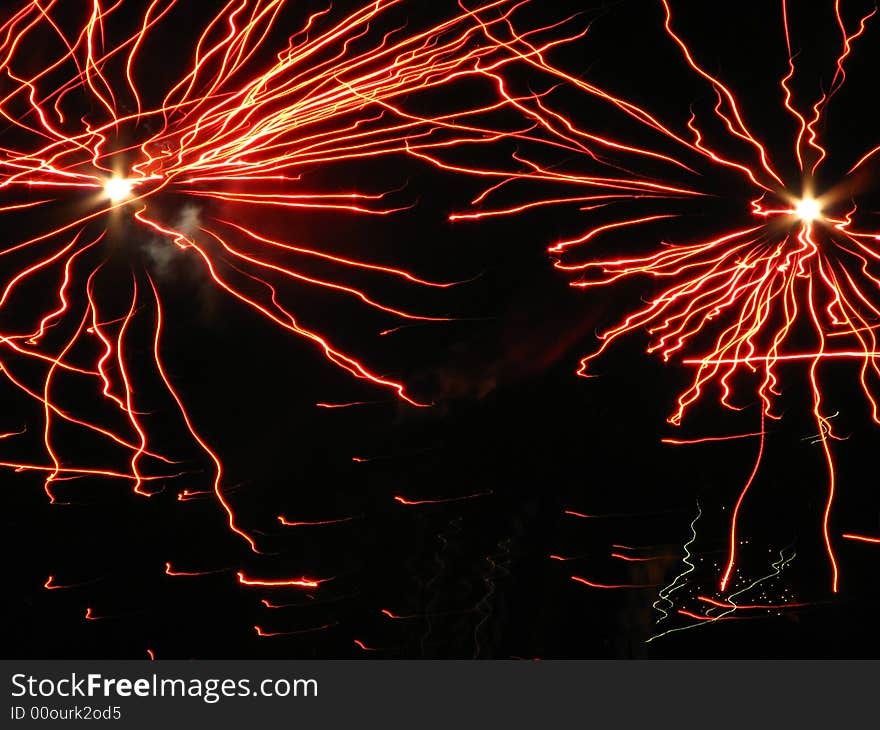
0, 0, 541, 550
422, 0, 880, 593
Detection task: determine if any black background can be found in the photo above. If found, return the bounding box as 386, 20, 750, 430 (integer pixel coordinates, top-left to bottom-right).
3, 0, 880, 659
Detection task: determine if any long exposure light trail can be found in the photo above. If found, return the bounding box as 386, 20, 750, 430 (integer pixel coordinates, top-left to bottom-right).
430, 0, 880, 598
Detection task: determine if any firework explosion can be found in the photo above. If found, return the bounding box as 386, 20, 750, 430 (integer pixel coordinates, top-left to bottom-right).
419, 0, 880, 609
9, 0, 880, 658
0, 0, 550, 551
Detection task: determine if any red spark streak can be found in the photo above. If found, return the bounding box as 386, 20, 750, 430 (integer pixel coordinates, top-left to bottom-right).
381, 609, 419, 620
254, 626, 284, 638
677, 609, 740, 622
277, 514, 356, 527
44, 575, 102, 590
720, 413, 766, 593
696, 595, 809, 610
176, 489, 212, 502
661, 431, 765, 445
609, 553, 663, 563
254, 623, 333, 638
314, 401, 377, 409
571, 575, 658, 589
261, 597, 324, 608
164, 562, 227, 577
842, 533, 880, 544
431, 0, 880, 594
236, 571, 323, 589
393, 490, 491, 505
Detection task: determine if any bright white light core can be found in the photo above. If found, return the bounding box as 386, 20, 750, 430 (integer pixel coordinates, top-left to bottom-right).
794, 196, 821, 222
104, 177, 134, 203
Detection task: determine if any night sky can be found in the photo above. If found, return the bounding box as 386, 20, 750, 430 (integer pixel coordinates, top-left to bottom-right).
4, 0, 880, 659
